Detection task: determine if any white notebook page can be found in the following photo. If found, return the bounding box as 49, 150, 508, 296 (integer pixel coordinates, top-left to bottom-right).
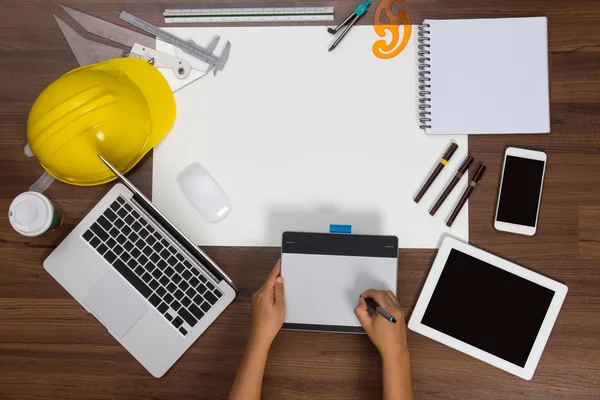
425, 17, 550, 134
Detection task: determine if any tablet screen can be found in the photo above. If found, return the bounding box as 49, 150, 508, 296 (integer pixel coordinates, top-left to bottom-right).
421, 249, 555, 367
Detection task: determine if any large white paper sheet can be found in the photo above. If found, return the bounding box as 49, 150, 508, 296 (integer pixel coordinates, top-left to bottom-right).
153, 26, 468, 247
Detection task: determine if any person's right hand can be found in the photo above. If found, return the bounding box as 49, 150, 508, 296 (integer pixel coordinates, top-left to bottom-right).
354, 289, 409, 361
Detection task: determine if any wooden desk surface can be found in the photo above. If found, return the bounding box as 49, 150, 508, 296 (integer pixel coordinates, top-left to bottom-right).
1, 0, 599, 398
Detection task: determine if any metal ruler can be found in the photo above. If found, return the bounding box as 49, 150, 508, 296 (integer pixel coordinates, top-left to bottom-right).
24, 144, 55, 193
163, 7, 335, 24
119, 11, 221, 67
30, 172, 55, 193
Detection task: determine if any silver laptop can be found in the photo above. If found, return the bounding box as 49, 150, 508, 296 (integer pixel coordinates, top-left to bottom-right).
44, 155, 236, 377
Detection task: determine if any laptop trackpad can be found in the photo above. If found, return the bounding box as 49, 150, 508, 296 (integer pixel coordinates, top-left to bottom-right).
83, 273, 147, 338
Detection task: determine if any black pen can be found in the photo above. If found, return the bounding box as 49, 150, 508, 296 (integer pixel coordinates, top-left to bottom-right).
430, 155, 474, 216
446, 163, 486, 227
365, 298, 397, 323
414, 142, 459, 203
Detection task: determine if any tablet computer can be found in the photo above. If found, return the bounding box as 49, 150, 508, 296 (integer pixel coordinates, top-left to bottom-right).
408, 237, 567, 380
281, 231, 398, 333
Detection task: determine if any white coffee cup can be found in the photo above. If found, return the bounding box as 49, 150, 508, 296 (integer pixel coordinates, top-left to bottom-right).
9, 191, 62, 237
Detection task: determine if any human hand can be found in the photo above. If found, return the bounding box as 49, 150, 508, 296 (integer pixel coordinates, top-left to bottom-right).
354, 289, 409, 362
249, 260, 285, 350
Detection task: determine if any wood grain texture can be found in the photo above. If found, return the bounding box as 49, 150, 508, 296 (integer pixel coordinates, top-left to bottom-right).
1, 0, 600, 398
579, 206, 600, 259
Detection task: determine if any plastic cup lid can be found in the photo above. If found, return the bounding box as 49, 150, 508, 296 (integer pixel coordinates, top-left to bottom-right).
9, 192, 53, 236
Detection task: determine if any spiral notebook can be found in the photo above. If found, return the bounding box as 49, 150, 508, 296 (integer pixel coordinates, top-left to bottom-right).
417, 17, 550, 135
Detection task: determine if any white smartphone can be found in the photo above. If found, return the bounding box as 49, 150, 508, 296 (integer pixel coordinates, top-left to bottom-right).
494, 147, 547, 236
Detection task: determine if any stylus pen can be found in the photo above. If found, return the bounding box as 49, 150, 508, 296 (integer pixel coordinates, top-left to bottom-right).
429, 155, 475, 216
446, 163, 487, 227
365, 298, 397, 323
414, 142, 459, 203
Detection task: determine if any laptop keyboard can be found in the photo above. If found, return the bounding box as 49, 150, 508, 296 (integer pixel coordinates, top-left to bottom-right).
81, 196, 223, 336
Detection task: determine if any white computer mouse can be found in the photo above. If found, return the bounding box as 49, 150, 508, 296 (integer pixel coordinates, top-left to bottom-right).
177, 163, 231, 222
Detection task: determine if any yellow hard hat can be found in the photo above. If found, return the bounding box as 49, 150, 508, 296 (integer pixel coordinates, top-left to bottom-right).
27, 58, 176, 186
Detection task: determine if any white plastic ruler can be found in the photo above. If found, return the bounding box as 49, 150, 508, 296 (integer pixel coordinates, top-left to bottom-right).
164, 7, 335, 23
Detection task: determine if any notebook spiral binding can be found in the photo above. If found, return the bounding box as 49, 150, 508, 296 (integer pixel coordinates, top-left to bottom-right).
418, 24, 432, 129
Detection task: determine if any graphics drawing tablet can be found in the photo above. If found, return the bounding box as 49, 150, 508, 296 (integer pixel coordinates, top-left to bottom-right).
281, 232, 398, 333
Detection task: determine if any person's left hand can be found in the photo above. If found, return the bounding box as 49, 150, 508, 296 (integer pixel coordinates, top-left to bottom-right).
249, 260, 285, 350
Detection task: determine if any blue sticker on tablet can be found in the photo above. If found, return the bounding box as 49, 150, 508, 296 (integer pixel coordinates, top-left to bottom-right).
329, 224, 352, 234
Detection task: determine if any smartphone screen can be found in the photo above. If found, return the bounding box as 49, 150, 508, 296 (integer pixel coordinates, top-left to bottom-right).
496, 156, 546, 227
